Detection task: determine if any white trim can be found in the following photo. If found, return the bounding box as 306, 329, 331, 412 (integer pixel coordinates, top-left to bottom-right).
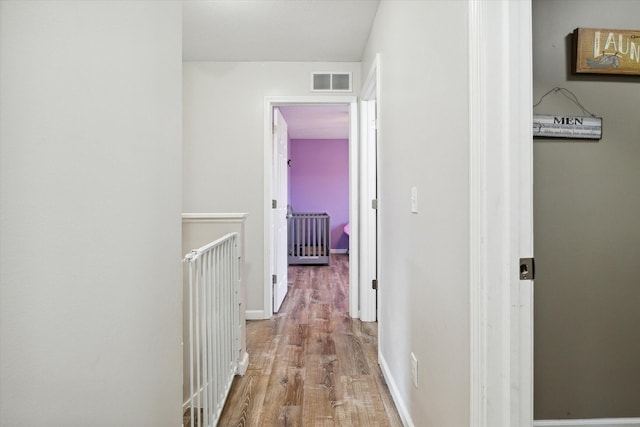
264, 96, 360, 319
182, 377, 236, 413
469, 1, 533, 427
183, 396, 193, 413
358, 55, 379, 323
468, 1, 486, 425
347, 97, 360, 318
511, 0, 537, 422
330, 249, 348, 254
379, 352, 414, 427
236, 351, 249, 376
533, 419, 640, 427
513, 2, 535, 426
245, 310, 265, 320
182, 212, 248, 223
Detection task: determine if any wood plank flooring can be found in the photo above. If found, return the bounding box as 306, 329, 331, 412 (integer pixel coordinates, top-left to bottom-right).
213, 254, 402, 427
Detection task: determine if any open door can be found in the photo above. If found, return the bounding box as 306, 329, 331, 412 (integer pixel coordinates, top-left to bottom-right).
359, 98, 378, 322
272, 108, 289, 312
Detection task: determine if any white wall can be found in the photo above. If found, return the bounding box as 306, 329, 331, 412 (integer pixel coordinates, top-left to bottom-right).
182, 62, 361, 317
362, 1, 470, 426
0, 2, 183, 425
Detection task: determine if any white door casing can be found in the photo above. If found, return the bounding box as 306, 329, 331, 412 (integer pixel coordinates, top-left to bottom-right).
272, 108, 289, 313
469, 1, 533, 426
263, 96, 359, 319
360, 55, 379, 323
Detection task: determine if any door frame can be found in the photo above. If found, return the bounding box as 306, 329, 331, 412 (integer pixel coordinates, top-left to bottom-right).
359, 54, 379, 323
469, 1, 533, 426
263, 96, 360, 318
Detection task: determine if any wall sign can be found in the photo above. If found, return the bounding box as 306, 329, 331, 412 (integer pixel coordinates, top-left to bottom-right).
533, 115, 602, 140
573, 28, 640, 75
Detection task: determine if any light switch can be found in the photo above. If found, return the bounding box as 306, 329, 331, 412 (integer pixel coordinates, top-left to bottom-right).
411, 186, 418, 213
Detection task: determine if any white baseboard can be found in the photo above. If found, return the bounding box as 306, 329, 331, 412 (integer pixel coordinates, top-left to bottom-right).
379, 352, 414, 427
245, 310, 266, 320
183, 387, 203, 412
534, 418, 640, 427
236, 351, 249, 375
182, 373, 238, 412
330, 249, 348, 254
183, 355, 250, 412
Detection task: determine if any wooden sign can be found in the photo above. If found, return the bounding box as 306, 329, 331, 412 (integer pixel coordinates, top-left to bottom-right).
533, 115, 602, 140
573, 28, 640, 75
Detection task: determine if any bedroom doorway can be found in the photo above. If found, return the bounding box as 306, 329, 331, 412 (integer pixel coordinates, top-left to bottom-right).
264, 96, 371, 320
280, 104, 350, 257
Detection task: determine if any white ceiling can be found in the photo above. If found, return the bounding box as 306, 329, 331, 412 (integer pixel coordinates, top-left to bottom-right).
182, 0, 380, 62
279, 105, 349, 140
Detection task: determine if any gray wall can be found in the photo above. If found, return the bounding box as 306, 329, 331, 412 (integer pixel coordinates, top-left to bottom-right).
533, 0, 640, 419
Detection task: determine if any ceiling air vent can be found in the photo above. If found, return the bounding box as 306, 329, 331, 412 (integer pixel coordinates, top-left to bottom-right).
311, 72, 352, 92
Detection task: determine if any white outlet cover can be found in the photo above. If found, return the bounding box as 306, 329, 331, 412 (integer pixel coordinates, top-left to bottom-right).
411, 186, 418, 213
411, 352, 418, 388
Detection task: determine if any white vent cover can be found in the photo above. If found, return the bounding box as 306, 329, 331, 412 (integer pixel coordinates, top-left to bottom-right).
311, 72, 352, 92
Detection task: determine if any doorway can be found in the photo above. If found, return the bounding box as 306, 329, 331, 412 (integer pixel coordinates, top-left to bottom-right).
281, 104, 350, 258
263, 96, 375, 320
532, 1, 640, 424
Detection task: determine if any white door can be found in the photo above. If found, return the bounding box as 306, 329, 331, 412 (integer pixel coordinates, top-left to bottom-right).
359, 99, 378, 322
272, 108, 289, 312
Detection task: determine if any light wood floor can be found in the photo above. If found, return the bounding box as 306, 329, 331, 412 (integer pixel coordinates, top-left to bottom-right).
214, 254, 403, 427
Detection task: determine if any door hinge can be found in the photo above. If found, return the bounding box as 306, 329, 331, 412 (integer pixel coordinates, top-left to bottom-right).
519, 257, 535, 280
372, 279, 378, 290
272, 199, 277, 209
372, 199, 378, 210
272, 123, 276, 134
272, 274, 277, 284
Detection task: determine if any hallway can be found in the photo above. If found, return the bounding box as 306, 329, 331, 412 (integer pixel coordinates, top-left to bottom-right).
214, 255, 402, 426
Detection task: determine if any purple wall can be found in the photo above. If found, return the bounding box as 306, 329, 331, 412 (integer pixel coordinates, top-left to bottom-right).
289, 139, 349, 250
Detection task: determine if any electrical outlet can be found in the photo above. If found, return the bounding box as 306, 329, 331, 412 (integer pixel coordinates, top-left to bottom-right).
411, 352, 418, 388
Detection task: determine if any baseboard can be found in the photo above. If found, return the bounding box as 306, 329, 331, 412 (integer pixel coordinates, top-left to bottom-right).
330, 249, 348, 254
183, 354, 250, 413
379, 352, 414, 427
236, 351, 249, 375
245, 310, 266, 320
533, 418, 640, 427
182, 387, 203, 412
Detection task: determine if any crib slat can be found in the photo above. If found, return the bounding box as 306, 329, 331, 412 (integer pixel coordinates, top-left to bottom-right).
287, 213, 330, 265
